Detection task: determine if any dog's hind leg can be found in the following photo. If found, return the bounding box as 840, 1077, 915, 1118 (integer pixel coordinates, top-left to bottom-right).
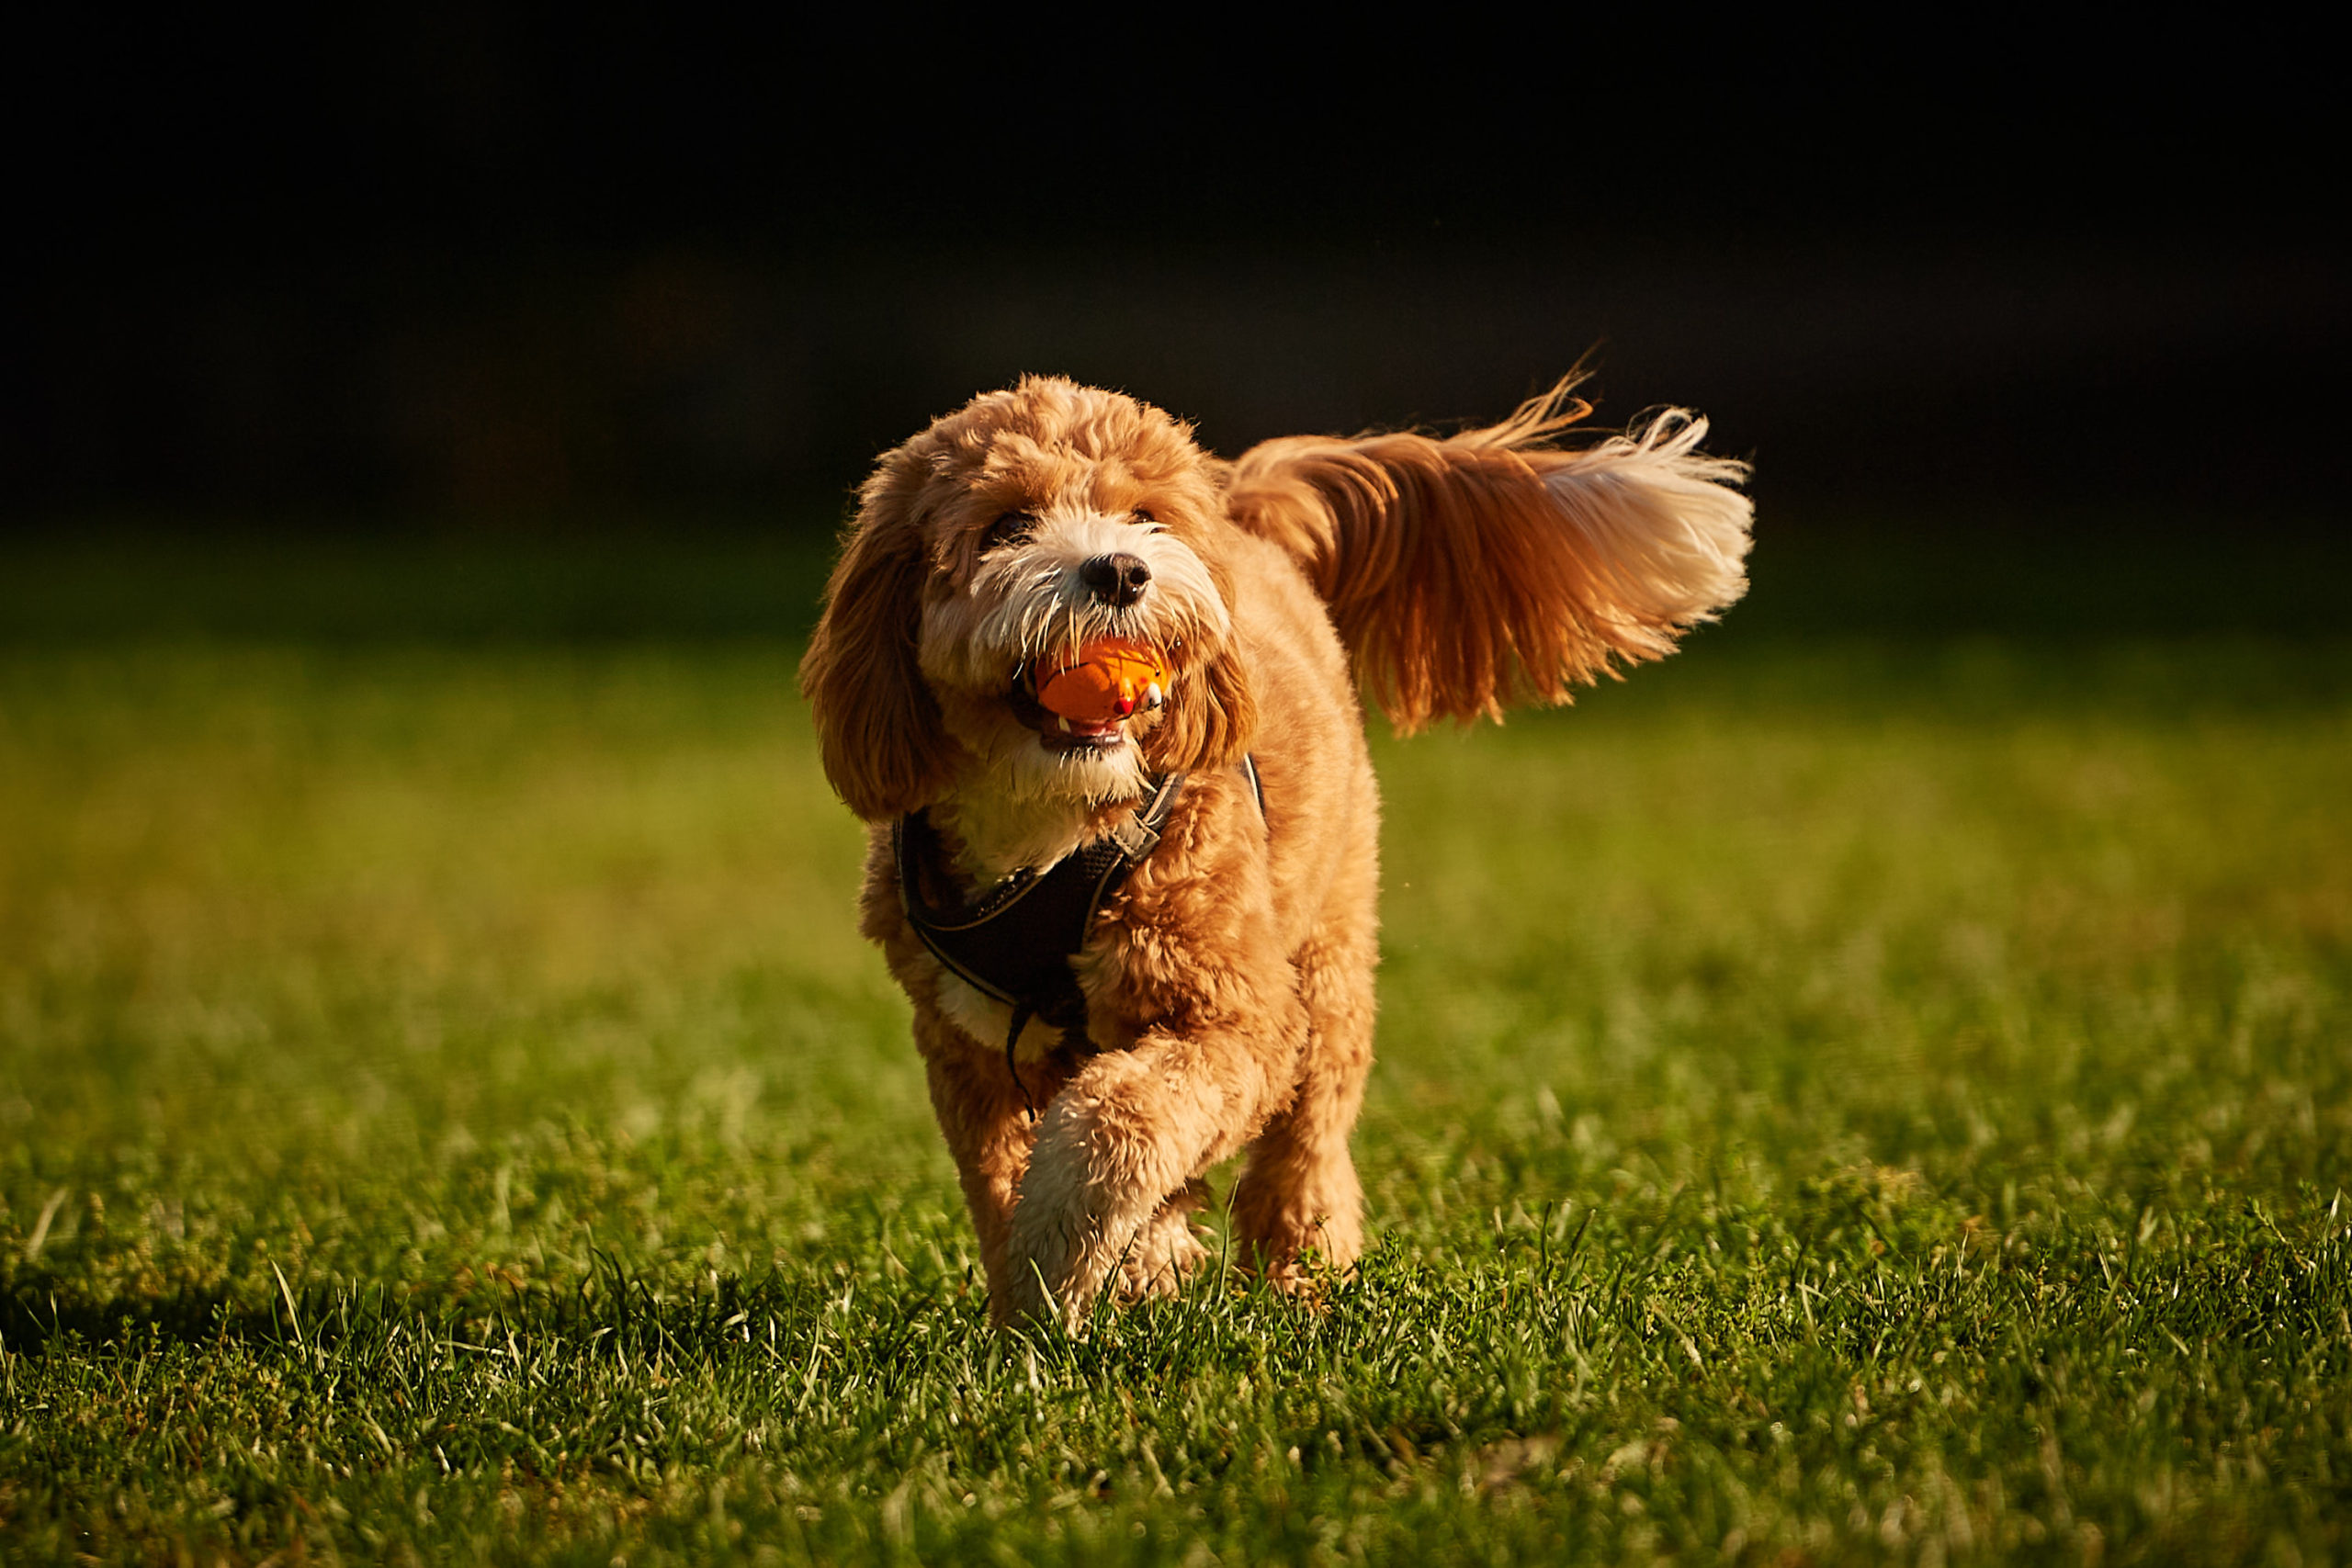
1230, 923, 1376, 1288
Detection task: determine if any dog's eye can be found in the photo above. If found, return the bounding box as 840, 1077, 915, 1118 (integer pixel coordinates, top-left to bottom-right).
982, 512, 1035, 552
1131, 507, 1166, 532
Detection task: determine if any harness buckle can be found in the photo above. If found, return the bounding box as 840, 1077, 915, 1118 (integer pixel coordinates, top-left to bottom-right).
1104, 814, 1161, 861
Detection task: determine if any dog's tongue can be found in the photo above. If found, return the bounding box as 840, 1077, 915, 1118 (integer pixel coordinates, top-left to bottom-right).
1035, 637, 1172, 725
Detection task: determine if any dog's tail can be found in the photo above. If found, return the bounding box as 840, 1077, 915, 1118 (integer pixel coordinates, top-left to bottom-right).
1223, 379, 1752, 730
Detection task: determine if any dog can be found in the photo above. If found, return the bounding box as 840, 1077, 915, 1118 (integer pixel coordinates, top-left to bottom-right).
799, 376, 1751, 1330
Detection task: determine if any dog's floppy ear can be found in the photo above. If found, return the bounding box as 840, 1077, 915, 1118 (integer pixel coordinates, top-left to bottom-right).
799, 456, 957, 820
1146, 554, 1258, 775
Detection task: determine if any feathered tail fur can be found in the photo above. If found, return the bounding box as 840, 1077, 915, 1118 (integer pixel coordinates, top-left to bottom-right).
1223, 381, 1753, 730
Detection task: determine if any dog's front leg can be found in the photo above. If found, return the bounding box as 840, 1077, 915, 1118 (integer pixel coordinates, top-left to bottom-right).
1005, 1011, 1301, 1331
916, 1015, 1077, 1326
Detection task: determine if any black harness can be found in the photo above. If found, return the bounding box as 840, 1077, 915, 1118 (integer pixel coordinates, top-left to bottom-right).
895, 758, 1262, 1113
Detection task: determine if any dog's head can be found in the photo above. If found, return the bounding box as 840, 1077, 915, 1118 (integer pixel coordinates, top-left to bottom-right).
800, 378, 1258, 821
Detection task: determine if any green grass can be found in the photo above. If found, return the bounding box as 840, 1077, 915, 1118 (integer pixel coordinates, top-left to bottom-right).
2, 596, 2348, 1560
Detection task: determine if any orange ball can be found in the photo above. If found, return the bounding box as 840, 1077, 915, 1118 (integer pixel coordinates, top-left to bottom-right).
1035, 638, 1172, 723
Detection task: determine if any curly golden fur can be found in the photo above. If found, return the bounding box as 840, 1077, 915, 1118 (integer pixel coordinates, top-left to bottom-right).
801, 377, 1751, 1330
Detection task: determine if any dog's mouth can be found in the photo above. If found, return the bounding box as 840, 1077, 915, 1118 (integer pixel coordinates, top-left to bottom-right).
1006, 642, 1174, 754
1005, 671, 1136, 752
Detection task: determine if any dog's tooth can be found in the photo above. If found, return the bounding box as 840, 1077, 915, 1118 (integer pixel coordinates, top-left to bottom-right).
1058, 715, 1072, 734
1147, 682, 1163, 708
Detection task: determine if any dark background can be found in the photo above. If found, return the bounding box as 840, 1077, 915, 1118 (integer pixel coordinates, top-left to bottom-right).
4, 11, 2343, 631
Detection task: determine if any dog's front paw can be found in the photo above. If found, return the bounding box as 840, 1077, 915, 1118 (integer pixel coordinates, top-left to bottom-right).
1005, 1144, 1198, 1331
1004, 1186, 1210, 1330
1001, 1060, 1204, 1333
1002, 1155, 1102, 1334
1113, 1181, 1212, 1303
1001, 1243, 1069, 1335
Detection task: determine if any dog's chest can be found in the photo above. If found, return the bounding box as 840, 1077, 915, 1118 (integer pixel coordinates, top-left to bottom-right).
932, 791, 1102, 886
895, 777, 1194, 1066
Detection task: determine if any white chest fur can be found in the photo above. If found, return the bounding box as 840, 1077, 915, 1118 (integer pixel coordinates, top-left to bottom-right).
933, 970, 1082, 1064
931, 787, 1105, 886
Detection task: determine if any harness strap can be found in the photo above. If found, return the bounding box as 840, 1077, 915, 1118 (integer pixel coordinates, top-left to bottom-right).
897, 773, 1187, 1115
1239, 752, 1265, 821
1001, 998, 1039, 1118
895, 758, 1259, 1118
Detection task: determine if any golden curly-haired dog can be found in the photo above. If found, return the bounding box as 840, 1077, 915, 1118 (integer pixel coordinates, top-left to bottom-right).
801, 377, 1751, 1330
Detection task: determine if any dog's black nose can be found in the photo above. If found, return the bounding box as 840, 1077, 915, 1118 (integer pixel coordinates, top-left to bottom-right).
1080, 553, 1151, 606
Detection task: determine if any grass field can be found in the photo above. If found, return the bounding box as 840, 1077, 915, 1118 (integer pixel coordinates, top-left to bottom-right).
3, 531, 2349, 1562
